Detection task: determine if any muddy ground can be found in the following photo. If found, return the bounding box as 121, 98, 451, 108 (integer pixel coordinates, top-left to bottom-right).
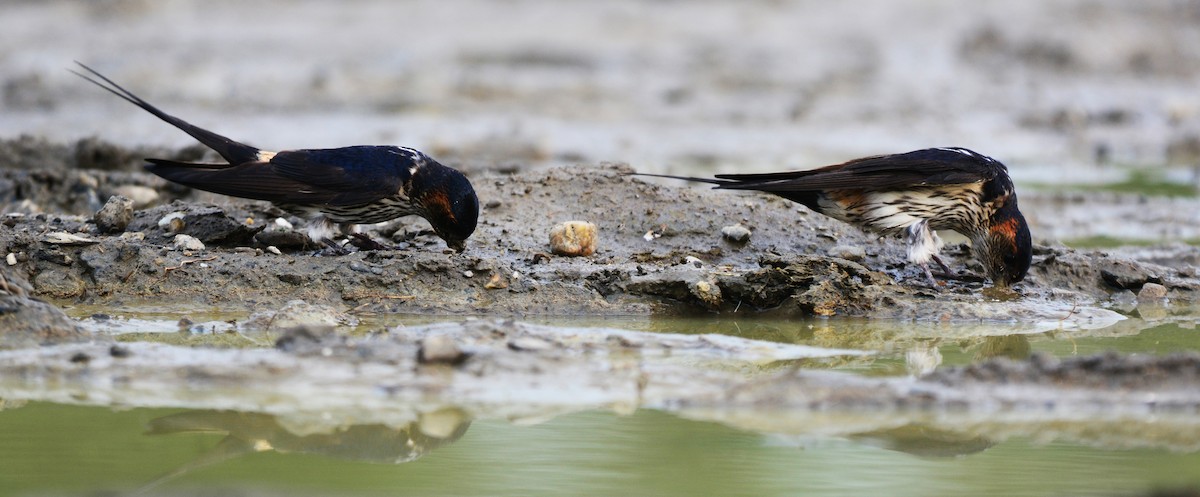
2, 137, 1198, 326
1, 136, 1200, 421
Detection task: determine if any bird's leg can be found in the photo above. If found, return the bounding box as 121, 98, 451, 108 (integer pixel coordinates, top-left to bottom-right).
306, 217, 352, 255
930, 254, 954, 275
920, 263, 940, 288
906, 220, 946, 287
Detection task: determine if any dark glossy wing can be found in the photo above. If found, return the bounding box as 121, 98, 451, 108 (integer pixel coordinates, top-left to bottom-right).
265, 146, 415, 206
146, 146, 418, 206
145, 159, 340, 204
714, 148, 1004, 192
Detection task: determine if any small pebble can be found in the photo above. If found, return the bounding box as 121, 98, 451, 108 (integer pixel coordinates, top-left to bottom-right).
158, 211, 187, 232
485, 273, 508, 289
274, 217, 294, 229
720, 223, 752, 243
463, 270, 475, 278
266, 246, 283, 255
1137, 282, 1168, 302
549, 220, 597, 256
684, 255, 704, 267
689, 279, 723, 308
173, 234, 206, 251
418, 335, 468, 365
42, 232, 97, 245
5, 253, 15, 266
94, 195, 134, 233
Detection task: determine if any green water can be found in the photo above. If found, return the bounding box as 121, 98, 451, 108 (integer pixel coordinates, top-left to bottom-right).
2, 402, 1199, 497
6, 311, 1200, 496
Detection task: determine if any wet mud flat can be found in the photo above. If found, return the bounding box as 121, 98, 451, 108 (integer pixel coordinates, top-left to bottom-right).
2, 137, 1200, 440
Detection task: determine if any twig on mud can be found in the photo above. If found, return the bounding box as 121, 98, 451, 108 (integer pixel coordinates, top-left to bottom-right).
1057, 302, 1080, 326
163, 256, 219, 274
1056, 302, 1081, 354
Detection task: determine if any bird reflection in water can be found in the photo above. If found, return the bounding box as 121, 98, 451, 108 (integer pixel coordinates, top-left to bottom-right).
137, 408, 470, 491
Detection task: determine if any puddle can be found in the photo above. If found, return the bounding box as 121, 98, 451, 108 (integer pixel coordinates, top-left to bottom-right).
1, 402, 1198, 496
0, 307, 1194, 496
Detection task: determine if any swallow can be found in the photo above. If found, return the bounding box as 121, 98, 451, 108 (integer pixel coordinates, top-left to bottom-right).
638, 147, 1033, 287
71, 63, 479, 252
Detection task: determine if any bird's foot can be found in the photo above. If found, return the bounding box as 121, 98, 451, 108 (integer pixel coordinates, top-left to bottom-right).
347, 233, 393, 251
316, 238, 351, 256
921, 264, 945, 289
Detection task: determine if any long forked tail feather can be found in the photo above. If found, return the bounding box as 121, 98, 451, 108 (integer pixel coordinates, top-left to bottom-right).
629, 172, 732, 186
71, 62, 261, 165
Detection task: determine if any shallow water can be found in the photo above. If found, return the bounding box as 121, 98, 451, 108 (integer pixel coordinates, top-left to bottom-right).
4, 309, 1200, 496
2, 402, 1200, 496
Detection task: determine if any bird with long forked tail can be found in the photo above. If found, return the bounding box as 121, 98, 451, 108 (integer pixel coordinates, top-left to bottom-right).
637, 147, 1032, 287
71, 62, 479, 252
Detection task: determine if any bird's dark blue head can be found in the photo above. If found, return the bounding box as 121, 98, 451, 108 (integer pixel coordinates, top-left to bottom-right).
410, 160, 479, 252
981, 199, 1032, 287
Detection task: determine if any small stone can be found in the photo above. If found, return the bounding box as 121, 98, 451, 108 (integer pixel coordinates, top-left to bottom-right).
549, 220, 597, 256
42, 232, 98, 245
158, 211, 187, 232
5, 253, 15, 266
827, 245, 866, 261
689, 279, 723, 308
172, 234, 206, 251
684, 255, 704, 267
463, 270, 475, 278
246, 300, 353, 333
720, 223, 752, 243
274, 217, 294, 229
94, 195, 134, 233
485, 273, 508, 289
266, 246, 283, 255
1137, 282, 1168, 302
418, 335, 468, 365
1100, 262, 1153, 290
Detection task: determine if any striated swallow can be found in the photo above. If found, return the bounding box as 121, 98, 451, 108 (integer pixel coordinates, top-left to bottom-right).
638, 147, 1032, 287
72, 63, 478, 252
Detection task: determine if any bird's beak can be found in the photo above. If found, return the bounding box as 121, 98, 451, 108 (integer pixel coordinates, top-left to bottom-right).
447, 238, 466, 253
